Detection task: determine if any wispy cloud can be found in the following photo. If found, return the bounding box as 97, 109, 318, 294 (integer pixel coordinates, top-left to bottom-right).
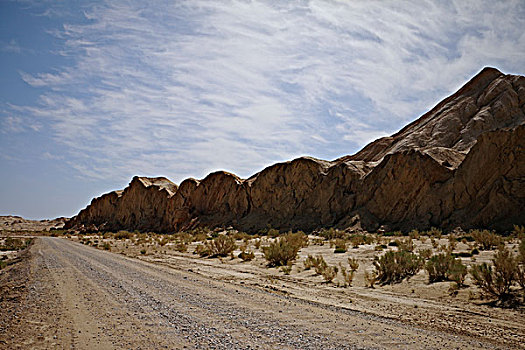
5, 0, 525, 183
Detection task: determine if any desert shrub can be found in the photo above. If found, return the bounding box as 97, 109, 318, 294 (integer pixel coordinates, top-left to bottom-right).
373, 250, 423, 284
374, 245, 384, 251
175, 242, 188, 252
364, 270, 378, 288
194, 244, 208, 257
334, 239, 347, 253
409, 229, 420, 240
267, 228, 281, 238
280, 263, 293, 275
347, 257, 359, 272
304, 255, 324, 271
448, 234, 457, 251
1, 237, 28, 251
397, 238, 414, 252
449, 259, 468, 286
286, 231, 309, 248
102, 242, 111, 251
418, 248, 433, 260
205, 235, 236, 257
262, 233, 305, 267
319, 228, 345, 240
427, 227, 442, 238
321, 265, 338, 282
426, 253, 452, 283
513, 225, 525, 239
115, 231, 132, 240
339, 264, 354, 286
425, 253, 467, 285
470, 246, 516, 299
471, 229, 502, 250
516, 239, 525, 289
140, 249, 146, 255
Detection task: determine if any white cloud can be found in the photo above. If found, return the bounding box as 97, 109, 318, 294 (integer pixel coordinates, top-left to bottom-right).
7, 0, 525, 184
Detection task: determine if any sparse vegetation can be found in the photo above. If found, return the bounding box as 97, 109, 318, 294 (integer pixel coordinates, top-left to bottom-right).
471, 229, 502, 250
470, 245, 516, 300
205, 235, 236, 258
262, 232, 307, 267
373, 250, 423, 284
425, 253, 467, 285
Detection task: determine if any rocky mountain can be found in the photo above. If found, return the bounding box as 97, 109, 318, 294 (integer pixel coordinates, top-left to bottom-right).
66, 67, 525, 233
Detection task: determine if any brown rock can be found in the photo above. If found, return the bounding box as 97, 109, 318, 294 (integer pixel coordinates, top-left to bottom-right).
67, 67, 525, 233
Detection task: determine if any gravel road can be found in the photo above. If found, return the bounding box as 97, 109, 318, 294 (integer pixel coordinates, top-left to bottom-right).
2, 237, 502, 349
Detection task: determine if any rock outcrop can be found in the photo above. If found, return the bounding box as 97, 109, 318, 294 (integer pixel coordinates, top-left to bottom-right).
66, 67, 525, 233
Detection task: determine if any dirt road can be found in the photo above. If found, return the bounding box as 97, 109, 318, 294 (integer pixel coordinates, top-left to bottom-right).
0, 237, 505, 349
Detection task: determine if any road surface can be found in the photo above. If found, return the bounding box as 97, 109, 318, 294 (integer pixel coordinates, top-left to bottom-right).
1, 237, 502, 349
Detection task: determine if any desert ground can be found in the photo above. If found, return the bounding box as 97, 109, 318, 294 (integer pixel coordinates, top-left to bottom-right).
1, 221, 524, 349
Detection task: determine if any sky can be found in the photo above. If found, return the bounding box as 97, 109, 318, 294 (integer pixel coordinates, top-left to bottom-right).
1, 0, 524, 220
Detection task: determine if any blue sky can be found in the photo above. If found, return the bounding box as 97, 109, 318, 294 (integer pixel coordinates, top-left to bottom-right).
1, 0, 524, 219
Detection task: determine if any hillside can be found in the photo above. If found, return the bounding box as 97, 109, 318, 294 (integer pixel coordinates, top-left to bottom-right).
66, 67, 525, 233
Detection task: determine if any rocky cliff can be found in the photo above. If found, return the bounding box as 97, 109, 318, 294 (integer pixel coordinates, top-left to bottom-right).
66, 67, 525, 233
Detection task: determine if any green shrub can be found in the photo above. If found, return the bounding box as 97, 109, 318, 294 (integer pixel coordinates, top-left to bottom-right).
471, 229, 502, 250
339, 264, 354, 286
262, 233, 304, 267
418, 248, 433, 260
426, 253, 452, 283
470, 246, 516, 299
373, 250, 423, 284
304, 255, 324, 271
175, 242, 188, 252
321, 265, 338, 282
425, 253, 467, 285
205, 235, 236, 257
194, 244, 208, 257
334, 239, 347, 253
318, 228, 345, 240
115, 231, 132, 240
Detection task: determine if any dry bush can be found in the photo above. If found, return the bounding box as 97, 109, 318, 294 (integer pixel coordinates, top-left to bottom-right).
418, 248, 432, 260
397, 238, 414, 252
373, 250, 423, 284
321, 265, 338, 283
515, 239, 525, 289
470, 246, 516, 300
194, 244, 208, 257
409, 229, 420, 240
471, 229, 502, 250
262, 232, 305, 267
205, 235, 236, 257
513, 225, 525, 239
333, 239, 347, 253
427, 227, 442, 238
304, 255, 325, 271
425, 253, 467, 285
318, 228, 345, 240
364, 270, 378, 288
347, 257, 359, 272
340, 258, 359, 287
115, 231, 133, 240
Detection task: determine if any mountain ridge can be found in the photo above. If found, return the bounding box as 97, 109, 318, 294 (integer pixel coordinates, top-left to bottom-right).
66, 67, 525, 233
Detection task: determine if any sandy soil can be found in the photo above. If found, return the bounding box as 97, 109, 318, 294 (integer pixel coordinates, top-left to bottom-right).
0, 235, 523, 349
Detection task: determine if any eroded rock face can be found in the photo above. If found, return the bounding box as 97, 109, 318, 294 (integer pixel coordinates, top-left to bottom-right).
67, 67, 525, 233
